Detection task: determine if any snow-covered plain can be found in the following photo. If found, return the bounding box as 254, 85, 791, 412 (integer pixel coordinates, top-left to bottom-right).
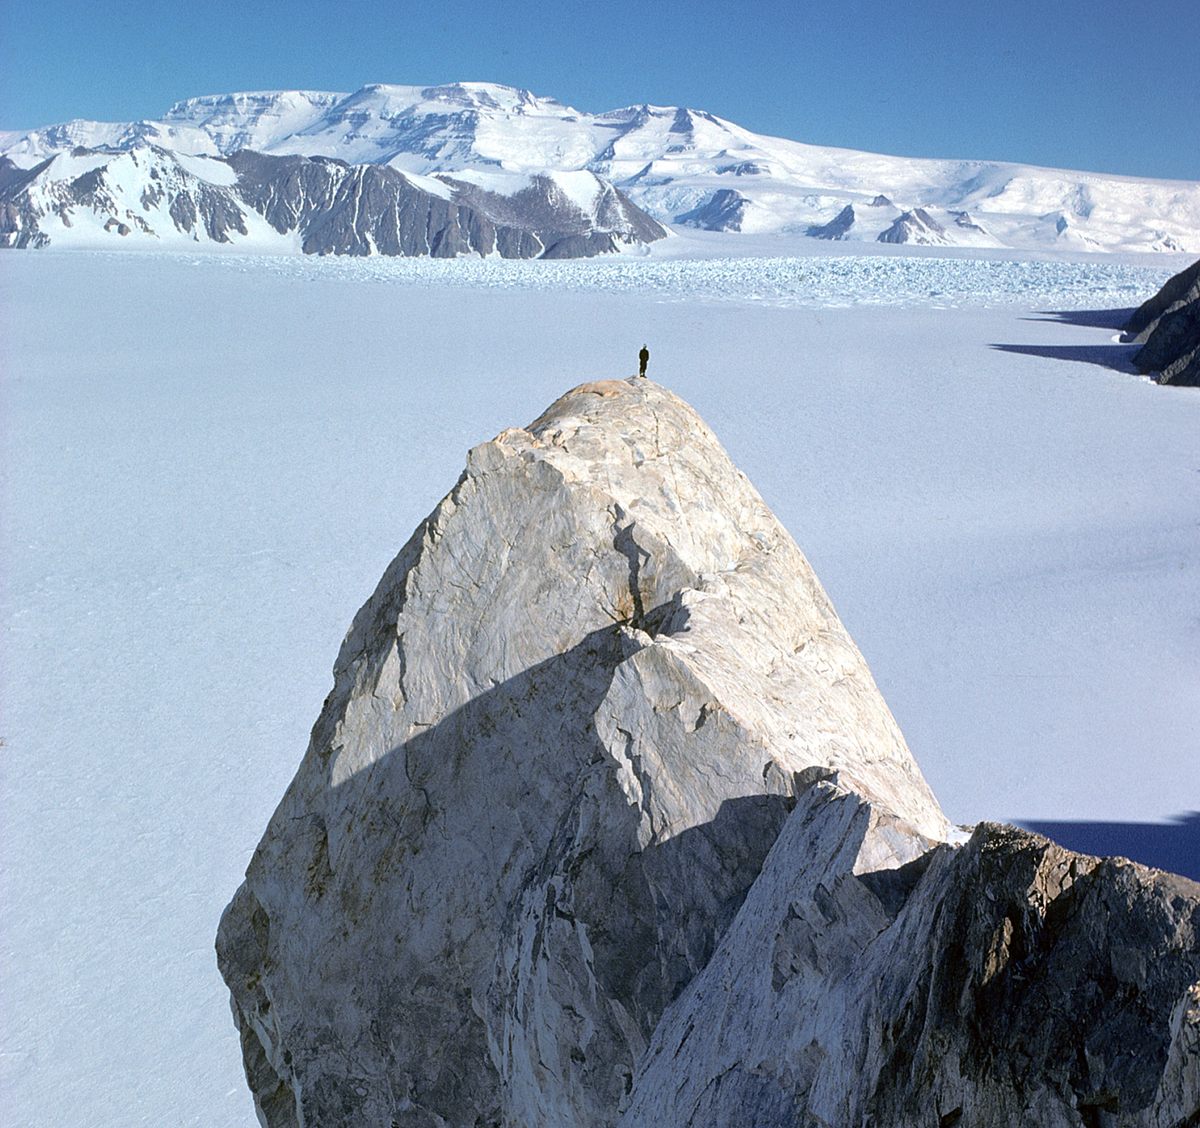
1, 249, 1198, 1126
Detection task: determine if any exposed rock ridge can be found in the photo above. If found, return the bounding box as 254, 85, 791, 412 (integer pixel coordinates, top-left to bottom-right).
877, 206, 950, 245
623, 777, 1200, 1127
217, 378, 1200, 1128
1125, 258, 1200, 386
674, 187, 747, 232
805, 203, 856, 240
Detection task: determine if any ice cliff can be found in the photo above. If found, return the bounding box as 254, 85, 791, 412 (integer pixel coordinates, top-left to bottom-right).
217, 379, 1200, 1127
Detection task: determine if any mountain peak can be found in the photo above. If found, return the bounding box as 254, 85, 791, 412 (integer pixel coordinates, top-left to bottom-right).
162, 88, 345, 121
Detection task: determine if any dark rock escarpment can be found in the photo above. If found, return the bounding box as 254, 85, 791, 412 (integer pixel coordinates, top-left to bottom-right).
675, 188, 749, 231
805, 204, 856, 240
626, 786, 1200, 1127
227, 150, 541, 258
1125, 258, 1200, 386
217, 380, 1200, 1127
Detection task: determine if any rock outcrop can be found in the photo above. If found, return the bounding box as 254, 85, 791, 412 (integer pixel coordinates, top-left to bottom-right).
877, 206, 950, 245
1125, 258, 1200, 386
217, 379, 1200, 1127
624, 780, 1200, 1127
805, 204, 856, 240
674, 188, 749, 232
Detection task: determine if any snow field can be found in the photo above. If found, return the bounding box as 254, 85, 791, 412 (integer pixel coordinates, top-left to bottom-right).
0, 250, 1197, 1127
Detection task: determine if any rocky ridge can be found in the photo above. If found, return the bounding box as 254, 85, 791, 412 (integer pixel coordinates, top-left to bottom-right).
1125, 258, 1200, 386
0, 144, 666, 256
217, 379, 1200, 1127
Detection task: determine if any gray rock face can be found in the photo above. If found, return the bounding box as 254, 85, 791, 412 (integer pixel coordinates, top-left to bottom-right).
675, 188, 748, 231
447, 172, 667, 257
1125, 258, 1200, 387
228, 150, 528, 257
805, 204, 856, 240
624, 778, 1200, 1127
216, 379, 948, 1127
953, 209, 988, 234
715, 160, 770, 176
0, 156, 51, 247
217, 379, 1200, 1127
877, 206, 949, 245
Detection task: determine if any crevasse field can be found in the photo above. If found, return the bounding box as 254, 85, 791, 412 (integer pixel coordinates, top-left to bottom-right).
2, 247, 1198, 1127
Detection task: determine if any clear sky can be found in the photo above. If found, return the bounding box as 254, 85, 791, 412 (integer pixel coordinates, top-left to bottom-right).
3, 0, 1197, 180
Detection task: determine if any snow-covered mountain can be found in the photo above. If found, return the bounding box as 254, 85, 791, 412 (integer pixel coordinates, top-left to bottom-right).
4, 81, 1198, 255
0, 143, 666, 257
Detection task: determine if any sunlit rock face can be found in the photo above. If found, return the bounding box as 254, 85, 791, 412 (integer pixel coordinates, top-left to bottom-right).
216, 378, 1200, 1128
216, 378, 947, 1125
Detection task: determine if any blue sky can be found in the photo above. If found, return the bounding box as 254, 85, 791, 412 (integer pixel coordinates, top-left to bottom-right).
3, 0, 1197, 179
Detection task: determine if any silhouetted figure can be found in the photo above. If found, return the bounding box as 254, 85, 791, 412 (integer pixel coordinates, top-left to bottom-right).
638, 344, 650, 378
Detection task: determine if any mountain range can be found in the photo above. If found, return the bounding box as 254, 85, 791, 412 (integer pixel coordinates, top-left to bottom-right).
3, 81, 1198, 257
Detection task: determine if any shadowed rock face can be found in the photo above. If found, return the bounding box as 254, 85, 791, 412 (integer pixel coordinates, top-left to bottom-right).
675, 187, 748, 231
1126, 259, 1200, 337
806, 203, 856, 240
0, 156, 52, 246
217, 380, 1200, 1127
1125, 258, 1200, 386
624, 784, 1200, 1127
228, 150, 527, 257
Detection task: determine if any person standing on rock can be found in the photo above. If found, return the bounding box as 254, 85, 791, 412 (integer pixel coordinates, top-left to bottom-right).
638, 344, 650, 378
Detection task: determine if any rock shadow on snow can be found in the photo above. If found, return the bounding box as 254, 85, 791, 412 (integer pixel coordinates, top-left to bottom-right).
993, 306, 1146, 373
989, 341, 1140, 373
1017, 813, 1200, 882
1024, 308, 1138, 330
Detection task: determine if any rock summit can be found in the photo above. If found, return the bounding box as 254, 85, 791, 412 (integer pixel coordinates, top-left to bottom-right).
217, 378, 1200, 1127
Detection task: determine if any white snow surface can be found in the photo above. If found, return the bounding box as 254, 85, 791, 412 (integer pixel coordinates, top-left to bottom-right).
4, 80, 1199, 254
1, 249, 1198, 1127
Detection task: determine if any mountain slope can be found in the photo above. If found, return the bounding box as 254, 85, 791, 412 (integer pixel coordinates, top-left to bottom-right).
0, 142, 667, 257
4, 81, 1198, 254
